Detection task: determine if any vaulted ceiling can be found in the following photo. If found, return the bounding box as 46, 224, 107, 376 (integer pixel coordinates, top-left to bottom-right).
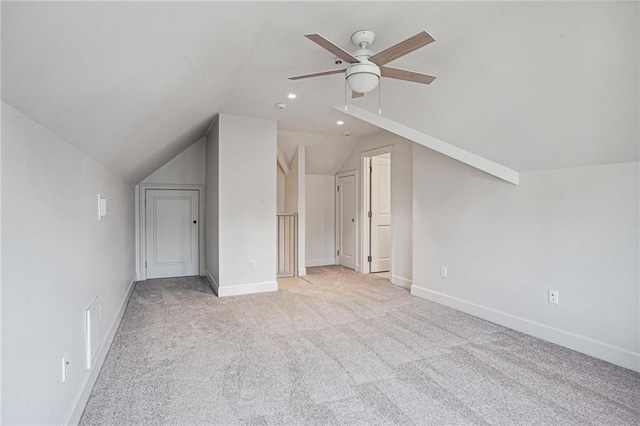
2, 2, 638, 183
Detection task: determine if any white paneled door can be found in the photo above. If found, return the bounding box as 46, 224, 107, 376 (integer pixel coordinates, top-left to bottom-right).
145, 189, 199, 279
370, 156, 391, 272
337, 174, 356, 269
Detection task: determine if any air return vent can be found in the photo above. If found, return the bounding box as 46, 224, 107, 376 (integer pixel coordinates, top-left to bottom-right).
85, 297, 102, 369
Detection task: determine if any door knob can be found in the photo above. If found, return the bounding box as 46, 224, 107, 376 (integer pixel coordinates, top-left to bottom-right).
351, 218, 355, 222
193, 220, 197, 224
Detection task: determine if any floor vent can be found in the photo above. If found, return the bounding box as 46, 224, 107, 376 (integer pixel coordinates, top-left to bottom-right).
85, 297, 102, 369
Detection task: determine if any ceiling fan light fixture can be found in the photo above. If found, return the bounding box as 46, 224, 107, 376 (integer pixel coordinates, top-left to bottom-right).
346, 62, 380, 94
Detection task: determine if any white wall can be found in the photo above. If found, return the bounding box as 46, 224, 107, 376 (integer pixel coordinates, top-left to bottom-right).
136, 138, 206, 280
277, 164, 285, 213
141, 137, 206, 185
205, 118, 219, 288
283, 146, 306, 275
412, 145, 639, 372
210, 114, 277, 295
306, 175, 335, 267
0, 101, 3, 419
338, 131, 413, 288
284, 148, 299, 214
1, 102, 136, 424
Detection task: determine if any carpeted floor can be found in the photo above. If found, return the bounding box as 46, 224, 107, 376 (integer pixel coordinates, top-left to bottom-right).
80, 266, 640, 425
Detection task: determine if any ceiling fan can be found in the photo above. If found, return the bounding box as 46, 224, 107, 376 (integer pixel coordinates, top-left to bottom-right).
290, 30, 436, 98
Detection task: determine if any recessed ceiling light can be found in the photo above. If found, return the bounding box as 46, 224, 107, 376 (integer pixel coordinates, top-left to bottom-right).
287, 93, 297, 99
336, 120, 344, 125
275, 103, 287, 110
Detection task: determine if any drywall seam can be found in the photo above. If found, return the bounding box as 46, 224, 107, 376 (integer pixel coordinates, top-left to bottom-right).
411, 285, 640, 373
64, 278, 137, 425
332, 105, 519, 185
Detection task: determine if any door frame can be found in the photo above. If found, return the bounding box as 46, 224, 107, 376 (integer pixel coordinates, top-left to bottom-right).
335, 170, 358, 268
137, 183, 205, 281
360, 145, 394, 275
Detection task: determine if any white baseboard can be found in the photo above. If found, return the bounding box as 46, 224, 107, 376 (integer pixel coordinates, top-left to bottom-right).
391, 275, 412, 289
206, 271, 219, 296
410, 285, 640, 373
298, 267, 307, 277
217, 280, 278, 297
306, 258, 336, 267
64, 277, 137, 425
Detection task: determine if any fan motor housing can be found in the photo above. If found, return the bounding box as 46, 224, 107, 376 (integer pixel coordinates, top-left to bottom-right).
346, 61, 380, 93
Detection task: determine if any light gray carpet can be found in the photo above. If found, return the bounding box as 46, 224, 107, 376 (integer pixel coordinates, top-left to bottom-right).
81, 266, 640, 425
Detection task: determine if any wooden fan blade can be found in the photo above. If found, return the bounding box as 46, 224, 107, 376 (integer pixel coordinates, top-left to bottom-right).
370, 31, 435, 66
289, 68, 346, 80
381, 66, 436, 85
352, 91, 364, 99
305, 34, 360, 64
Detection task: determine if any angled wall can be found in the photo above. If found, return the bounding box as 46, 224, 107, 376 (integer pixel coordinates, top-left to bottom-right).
1, 102, 136, 424
412, 146, 639, 371
136, 138, 207, 280
141, 137, 206, 185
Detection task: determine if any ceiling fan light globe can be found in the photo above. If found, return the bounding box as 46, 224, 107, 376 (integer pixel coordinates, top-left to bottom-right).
346, 62, 380, 93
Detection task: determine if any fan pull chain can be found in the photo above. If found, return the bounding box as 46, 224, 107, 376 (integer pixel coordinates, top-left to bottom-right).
344, 78, 348, 111
378, 78, 382, 115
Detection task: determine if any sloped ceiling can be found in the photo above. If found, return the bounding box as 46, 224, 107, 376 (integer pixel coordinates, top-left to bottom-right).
2, 2, 638, 183
278, 130, 359, 175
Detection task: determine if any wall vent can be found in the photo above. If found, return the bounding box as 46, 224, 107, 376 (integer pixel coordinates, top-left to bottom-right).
85, 297, 102, 369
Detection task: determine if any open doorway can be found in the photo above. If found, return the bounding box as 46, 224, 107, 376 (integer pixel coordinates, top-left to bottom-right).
335, 170, 357, 270
361, 146, 392, 276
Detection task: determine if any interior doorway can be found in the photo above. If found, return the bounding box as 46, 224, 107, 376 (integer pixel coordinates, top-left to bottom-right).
362, 147, 393, 275
335, 170, 357, 270
143, 188, 201, 279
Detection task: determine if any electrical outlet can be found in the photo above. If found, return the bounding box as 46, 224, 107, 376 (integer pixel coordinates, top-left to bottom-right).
548, 289, 559, 305
250, 260, 256, 270
440, 266, 447, 278
62, 354, 69, 383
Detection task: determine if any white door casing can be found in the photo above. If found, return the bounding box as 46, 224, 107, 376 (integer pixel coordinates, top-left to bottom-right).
145, 189, 199, 279
337, 173, 356, 269
370, 156, 391, 272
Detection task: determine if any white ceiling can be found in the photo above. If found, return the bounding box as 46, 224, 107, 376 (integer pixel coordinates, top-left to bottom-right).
278, 130, 360, 175
3, 2, 638, 183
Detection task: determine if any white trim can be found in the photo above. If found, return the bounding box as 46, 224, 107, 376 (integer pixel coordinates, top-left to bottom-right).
64, 278, 137, 425
138, 184, 206, 280
391, 275, 412, 289
410, 285, 640, 373
204, 114, 219, 137
205, 271, 219, 296
277, 147, 290, 175
333, 105, 520, 185
335, 170, 358, 271
217, 281, 278, 297
306, 258, 337, 267
134, 185, 141, 280
360, 146, 394, 276
298, 267, 307, 277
